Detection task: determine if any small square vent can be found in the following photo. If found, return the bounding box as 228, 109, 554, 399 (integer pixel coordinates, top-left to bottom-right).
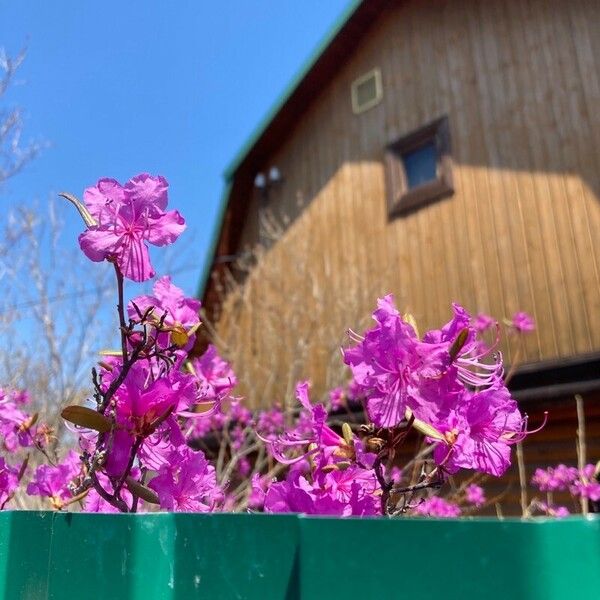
351, 68, 383, 114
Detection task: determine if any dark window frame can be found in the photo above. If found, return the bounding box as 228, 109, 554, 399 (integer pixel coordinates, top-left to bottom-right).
385, 116, 454, 217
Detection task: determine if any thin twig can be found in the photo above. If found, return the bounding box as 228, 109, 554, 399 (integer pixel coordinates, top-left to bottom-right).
516, 442, 527, 516
575, 394, 588, 516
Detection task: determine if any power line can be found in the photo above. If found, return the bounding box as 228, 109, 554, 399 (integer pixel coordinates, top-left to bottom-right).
0, 264, 201, 317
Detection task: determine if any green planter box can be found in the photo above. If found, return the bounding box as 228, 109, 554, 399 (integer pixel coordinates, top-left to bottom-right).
1, 512, 598, 599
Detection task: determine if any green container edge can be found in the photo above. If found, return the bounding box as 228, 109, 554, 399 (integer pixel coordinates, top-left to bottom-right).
1, 512, 598, 600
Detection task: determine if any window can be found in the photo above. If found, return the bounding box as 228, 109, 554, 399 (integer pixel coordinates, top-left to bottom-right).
351, 68, 383, 114
385, 116, 453, 216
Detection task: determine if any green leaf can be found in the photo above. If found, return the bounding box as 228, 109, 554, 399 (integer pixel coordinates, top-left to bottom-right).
59, 192, 98, 228
126, 478, 160, 504
402, 312, 420, 338
61, 405, 111, 433
449, 327, 469, 360
170, 327, 189, 348
405, 408, 444, 440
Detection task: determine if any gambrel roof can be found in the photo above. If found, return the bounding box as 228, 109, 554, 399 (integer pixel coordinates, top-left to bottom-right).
199, 0, 390, 298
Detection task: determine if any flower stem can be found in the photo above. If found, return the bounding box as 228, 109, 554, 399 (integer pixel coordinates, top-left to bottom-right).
114, 263, 128, 363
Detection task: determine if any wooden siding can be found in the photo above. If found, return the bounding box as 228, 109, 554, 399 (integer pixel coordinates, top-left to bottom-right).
388, 392, 600, 516
211, 0, 600, 407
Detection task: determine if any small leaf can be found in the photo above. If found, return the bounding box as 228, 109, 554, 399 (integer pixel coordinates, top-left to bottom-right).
126, 478, 160, 505
59, 192, 98, 228
412, 418, 445, 441
403, 312, 420, 338
99, 350, 122, 356
184, 361, 197, 376
342, 422, 353, 445
61, 405, 111, 433
449, 328, 469, 360
170, 327, 189, 348
187, 322, 201, 337
405, 407, 444, 440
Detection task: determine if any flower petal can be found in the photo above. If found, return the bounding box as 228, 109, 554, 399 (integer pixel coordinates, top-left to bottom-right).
78, 228, 121, 262
146, 210, 186, 247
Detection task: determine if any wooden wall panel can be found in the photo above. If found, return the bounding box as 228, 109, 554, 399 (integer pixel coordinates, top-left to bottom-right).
213, 0, 600, 406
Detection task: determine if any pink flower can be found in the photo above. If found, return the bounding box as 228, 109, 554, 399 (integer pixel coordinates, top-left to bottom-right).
328, 387, 345, 411
413, 496, 461, 518
264, 469, 379, 516
26, 450, 81, 508
432, 385, 530, 477
474, 313, 496, 332
344, 295, 458, 428
148, 447, 221, 512
570, 465, 600, 501
571, 480, 600, 502
0, 458, 19, 509
128, 276, 200, 350
259, 381, 345, 465
189, 345, 237, 403
83, 471, 140, 513
78, 174, 185, 282
511, 311, 535, 333
531, 464, 578, 492
100, 363, 196, 475
536, 502, 570, 518
256, 406, 285, 440
0, 388, 39, 451
465, 483, 486, 507
344, 297, 502, 429
248, 473, 270, 509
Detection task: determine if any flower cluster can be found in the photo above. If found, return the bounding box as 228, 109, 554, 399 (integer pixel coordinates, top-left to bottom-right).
54, 175, 232, 512
261, 382, 380, 516
0, 174, 553, 519
343, 297, 535, 479
531, 462, 600, 517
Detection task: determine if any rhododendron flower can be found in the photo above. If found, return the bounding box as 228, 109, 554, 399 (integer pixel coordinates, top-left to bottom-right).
465, 484, 486, 507
189, 344, 237, 404
0, 388, 39, 451
474, 313, 495, 332
329, 387, 344, 411
0, 458, 19, 509
423, 302, 502, 389
149, 447, 221, 512
78, 174, 185, 282
128, 276, 200, 349
432, 384, 530, 477
116, 365, 196, 425
26, 450, 81, 509
344, 297, 503, 429
259, 381, 348, 465
248, 473, 270, 510
96, 363, 197, 475
570, 466, 600, 502
264, 469, 379, 516
571, 480, 600, 502
531, 464, 578, 492
84, 471, 140, 513
511, 311, 535, 333
344, 296, 456, 428
536, 502, 570, 518
256, 406, 285, 440
413, 496, 461, 518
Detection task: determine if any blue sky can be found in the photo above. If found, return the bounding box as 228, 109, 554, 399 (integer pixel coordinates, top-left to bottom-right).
0, 0, 350, 297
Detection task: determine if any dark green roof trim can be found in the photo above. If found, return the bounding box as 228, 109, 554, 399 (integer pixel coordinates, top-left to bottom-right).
198, 0, 364, 299
197, 179, 232, 299
223, 0, 364, 182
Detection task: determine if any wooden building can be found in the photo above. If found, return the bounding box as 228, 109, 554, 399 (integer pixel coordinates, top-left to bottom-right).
200, 0, 600, 510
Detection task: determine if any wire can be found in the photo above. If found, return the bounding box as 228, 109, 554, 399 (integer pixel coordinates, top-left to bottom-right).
0, 263, 201, 317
